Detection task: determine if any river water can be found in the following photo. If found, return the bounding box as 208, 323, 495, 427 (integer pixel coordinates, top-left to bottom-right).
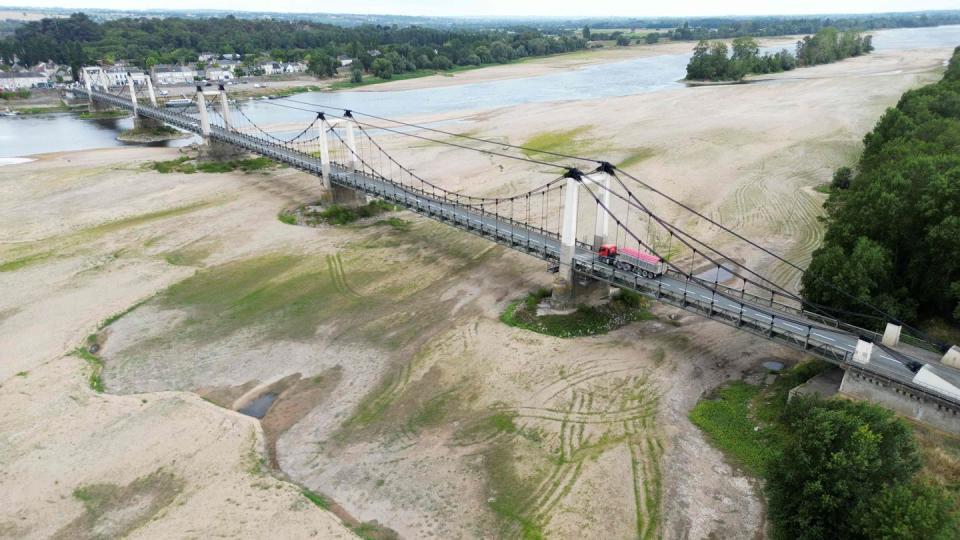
2, 25, 959, 158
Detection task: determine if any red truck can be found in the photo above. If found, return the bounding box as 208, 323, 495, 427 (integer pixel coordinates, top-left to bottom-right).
597, 244, 666, 278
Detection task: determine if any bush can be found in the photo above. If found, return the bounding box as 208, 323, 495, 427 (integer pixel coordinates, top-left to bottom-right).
831, 166, 853, 189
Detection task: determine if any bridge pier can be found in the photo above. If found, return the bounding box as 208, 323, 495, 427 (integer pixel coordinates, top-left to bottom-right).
316, 113, 367, 208
549, 169, 611, 309
82, 67, 110, 113
195, 86, 245, 162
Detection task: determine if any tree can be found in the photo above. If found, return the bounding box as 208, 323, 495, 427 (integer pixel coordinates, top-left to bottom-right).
644, 33, 660, 44
731, 36, 759, 72
615, 35, 631, 47
766, 398, 921, 540
350, 66, 363, 83
853, 481, 960, 540
371, 57, 393, 79
582, 26, 591, 40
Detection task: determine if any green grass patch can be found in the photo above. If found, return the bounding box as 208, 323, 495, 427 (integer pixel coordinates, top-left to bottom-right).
277, 212, 297, 225
617, 148, 657, 169
813, 184, 833, 194
374, 217, 411, 231
688, 381, 780, 475
484, 443, 547, 539
0, 251, 51, 272
521, 126, 594, 162
689, 360, 832, 476
15, 371, 28, 377
155, 253, 381, 344
151, 156, 277, 174
305, 200, 399, 226
405, 388, 459, 432
301, 488, 330, 509
269, 85, 323, 98
71, 347, 105, 393
64, 469, 184, 539
77, 109, 129, 120
0, 89, 31, 100
501, 287, 654, 338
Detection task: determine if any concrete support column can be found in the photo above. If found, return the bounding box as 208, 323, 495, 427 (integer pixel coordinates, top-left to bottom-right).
145, 77, 157, 107
83, 68, 94, 112
218, 90, 232, 131
943, 345, 960, 369
853, 338, 874, 365
318, 118, 331, 189
559, 174, 580, 284
127, 75, 138, 116
195, 89, 210, 139
882, 322, 902, 348
589, 172, 611, 248
345, 121, 359, 172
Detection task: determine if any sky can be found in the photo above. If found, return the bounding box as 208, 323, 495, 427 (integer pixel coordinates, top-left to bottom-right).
8, 0, 960, 18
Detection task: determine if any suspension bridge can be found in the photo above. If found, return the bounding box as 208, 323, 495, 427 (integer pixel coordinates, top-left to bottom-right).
73, 73, 960, 426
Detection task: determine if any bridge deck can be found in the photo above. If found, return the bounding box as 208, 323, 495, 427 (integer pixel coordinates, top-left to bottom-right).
77, 88, 960, 411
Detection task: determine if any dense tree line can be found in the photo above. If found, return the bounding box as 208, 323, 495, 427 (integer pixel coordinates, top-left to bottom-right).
802, 47, 960, 327
685, 29, 872, 81
0, 13, 586, 80
767, 397, 958, 539
635, 11, 960, 41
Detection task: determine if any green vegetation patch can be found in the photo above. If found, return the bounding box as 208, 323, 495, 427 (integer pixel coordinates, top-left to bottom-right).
77, 109, 130, 120
0, 89, 31, 100
302, 200, 399, 226
689, 360, 831, 475
0, 251, 52, 272
150, 156, 277, 174
55, 469, 184, 540
521, 126, 595, 162
71, 347, 104, 393
689, 381, 780, 475
501, 287, 654, 338
301, 488, 330, 509
617, 148, 657, 169
156, 253, 379, 343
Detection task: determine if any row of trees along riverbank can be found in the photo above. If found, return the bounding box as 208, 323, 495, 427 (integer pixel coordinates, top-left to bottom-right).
685, 28, 873, 82
802, 46, 960, 335
0, 13, 588, 80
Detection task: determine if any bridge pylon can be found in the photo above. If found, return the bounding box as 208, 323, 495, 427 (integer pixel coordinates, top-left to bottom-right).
128, 74, 162, 132
550, 169, 610, 310
316, 113, 367, 208
195, 86, 244, 161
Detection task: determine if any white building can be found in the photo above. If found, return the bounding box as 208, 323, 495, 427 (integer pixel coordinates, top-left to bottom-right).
104, 66, 148, 86
282, 62, 307, 74
151, 65, 199, 85
337, 55, 353, 67
0, 71, 48, 90
259, 62, 282, 75
203, 66, 234, 81
198, 52, 217, 62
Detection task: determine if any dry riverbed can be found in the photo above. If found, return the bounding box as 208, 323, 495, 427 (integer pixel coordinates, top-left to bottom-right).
0, 44, 952, 539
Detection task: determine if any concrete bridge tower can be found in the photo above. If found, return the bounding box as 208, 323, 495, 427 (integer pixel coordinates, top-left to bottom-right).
550, 168, 612, 309
316, 112, 368, 207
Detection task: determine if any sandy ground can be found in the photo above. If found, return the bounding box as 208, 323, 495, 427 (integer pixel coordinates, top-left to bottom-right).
0, 43, 953, 540
0, 148, 353, 539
